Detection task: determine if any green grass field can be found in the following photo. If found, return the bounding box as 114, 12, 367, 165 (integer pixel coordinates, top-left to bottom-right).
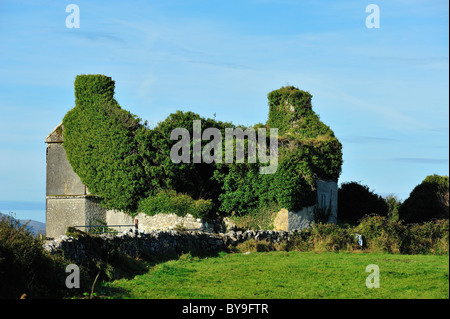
99, 251, 449, 299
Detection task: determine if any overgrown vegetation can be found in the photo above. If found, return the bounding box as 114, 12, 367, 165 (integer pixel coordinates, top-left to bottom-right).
217, 86, 342, 216
1, 211, 447, 298
0, 215, 82, 298
338, 181, 388, 225
0, 214, 153, 299
137, 190, 214, 219
290, 215, 448, 255
225, 202, 279, 230
62, 75, 342, 220
399, 174, 449, 223
63, 75, 148, 214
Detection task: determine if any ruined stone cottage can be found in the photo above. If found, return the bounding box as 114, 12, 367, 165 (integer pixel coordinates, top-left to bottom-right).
45, 123, 212, 238
45, 122, 337, 237
45, 79, 340, 238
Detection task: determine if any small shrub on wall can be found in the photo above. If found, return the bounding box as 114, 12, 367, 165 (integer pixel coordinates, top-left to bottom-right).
137, 190, 214, 219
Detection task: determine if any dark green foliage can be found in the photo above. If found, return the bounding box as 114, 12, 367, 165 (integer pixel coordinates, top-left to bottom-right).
64, 76, 229, 216
137, 110, 232, 205
338, 181, 389, 224
267, 86, 313, 135
283, 215, 448, 255
63, 75, 149, 213
63, 76, 342, 220
217, 86, 342, 215
399, 174, 449, 223
0, 214, 83, 298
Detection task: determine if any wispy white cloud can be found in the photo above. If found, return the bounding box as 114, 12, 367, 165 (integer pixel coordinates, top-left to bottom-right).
393, 158, 449, 164
342, 136, 398, 144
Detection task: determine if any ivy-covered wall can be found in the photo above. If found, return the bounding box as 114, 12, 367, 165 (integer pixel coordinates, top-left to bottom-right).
63, 75, 148, 214
62, 75, 342, 220
217, 86, 342, 216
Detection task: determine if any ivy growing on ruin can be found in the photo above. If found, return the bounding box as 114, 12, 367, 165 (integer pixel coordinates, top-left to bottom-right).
63, 75, 148, 213
62, 75, 342, 219
217, 86, 343, 215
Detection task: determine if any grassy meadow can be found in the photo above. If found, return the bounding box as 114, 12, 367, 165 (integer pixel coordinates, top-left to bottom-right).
98, 251, 449, 299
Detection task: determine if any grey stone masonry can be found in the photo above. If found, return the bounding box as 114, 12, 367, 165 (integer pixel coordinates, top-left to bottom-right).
45, 123, 86, 196
45, 123, 98, 238
45, 121, 339, 238
45, 123, 214, 238
43, 229, 295, 264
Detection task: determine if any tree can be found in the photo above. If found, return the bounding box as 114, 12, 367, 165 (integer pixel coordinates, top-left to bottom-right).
384, 194, 402, 222
137, 110, 232, 209
398, 174, 449, 223
338, 181, 388, 224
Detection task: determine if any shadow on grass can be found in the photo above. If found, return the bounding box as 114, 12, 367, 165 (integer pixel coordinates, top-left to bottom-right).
92, 248, 226, 299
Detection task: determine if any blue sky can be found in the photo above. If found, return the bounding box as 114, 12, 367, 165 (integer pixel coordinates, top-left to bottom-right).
0, 0, 448, 223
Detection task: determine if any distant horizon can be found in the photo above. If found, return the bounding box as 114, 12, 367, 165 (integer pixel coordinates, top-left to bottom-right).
0, 200, 45, 223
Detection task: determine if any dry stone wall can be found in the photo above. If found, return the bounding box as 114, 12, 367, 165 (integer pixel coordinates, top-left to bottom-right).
43, 229, 294, 265
135, 212, 214, 232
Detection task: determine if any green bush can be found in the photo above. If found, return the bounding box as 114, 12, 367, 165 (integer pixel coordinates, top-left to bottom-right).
399, 174, 449, 223
405, 219, 449, 255
138, 190, 214, 219
0, 214, 83, 298
137, 110, 232, 206
352, 215, 448, 255
384, 194, 402, 222
338, 182, 389, 224
283, 223, 358, 253
306, 223, 355, 252
354, 215, 406, 253
280, 216, 448, 255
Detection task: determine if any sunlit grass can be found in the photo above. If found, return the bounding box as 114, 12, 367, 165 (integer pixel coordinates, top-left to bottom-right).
99, 251, 449, 299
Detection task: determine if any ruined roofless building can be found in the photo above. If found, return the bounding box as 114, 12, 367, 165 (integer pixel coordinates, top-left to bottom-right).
45, 123, 338, 237
45, 80, 339, 238
45, 123, 212, 238
45, 123, 135, 238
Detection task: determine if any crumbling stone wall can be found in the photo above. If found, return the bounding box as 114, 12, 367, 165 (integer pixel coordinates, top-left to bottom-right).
135, 212, 213, 232
43, 229, 294, 264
